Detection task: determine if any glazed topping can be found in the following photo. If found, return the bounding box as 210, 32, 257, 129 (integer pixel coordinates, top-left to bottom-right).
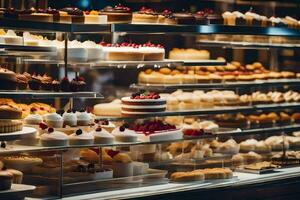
76, 129, 83, 135
60, 7, 83, 16
130, 91, 161, 99
39, 122, 48, 130
102, 4, 131, 13
139, 6, 157, 15
48, 127, 54, 133
131, 120, 177, 135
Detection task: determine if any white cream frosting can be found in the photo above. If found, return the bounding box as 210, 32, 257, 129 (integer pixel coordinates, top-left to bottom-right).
41, 131, 68, 141
92, 128, 114, 138
63, 112, 77, 122
139, 46, 165, 53
112, 127, 138, 137
76, 111, 92, 122
69, 131, 94, 140
25, 114, 43, 123
44, 113, 63, 122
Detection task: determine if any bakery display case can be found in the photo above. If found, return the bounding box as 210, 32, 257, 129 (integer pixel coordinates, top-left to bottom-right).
0, 1, 300, 199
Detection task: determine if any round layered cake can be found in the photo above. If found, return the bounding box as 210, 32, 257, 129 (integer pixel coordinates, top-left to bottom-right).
121, 92, 166, 116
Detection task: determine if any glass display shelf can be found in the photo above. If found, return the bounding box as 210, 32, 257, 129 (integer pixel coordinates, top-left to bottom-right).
197, 40, 300, 49
1, 18, 300, 36
131, 79, 300, 90
0, 90, 103, 99
96, 103, 300, 120
16, 58, 226, 68
0, 44, 56, 52
2, 124, 299, 155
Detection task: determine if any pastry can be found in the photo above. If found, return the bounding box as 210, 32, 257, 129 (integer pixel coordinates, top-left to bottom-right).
173, 12, 196, 24
139, 42, 165, 61
69, 129, 94, 145
170, 171, 204, 182
111, 125, 138, 142
0, 120, 22, 133
16, 73, 28, 90
0, 104, 22, 119
132, 7, 158, 24
240, 139, 257, 152
40, 128, 69, 146
100, 4, 132, 23
2, 156, 43, 173
5, 169, 23, 184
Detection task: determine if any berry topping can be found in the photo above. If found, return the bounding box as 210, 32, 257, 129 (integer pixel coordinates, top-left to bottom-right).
119, 126, 125, 132
107, 149, 119, 158
1, 142, 6, 148
39, 122, 48, 130
30, 107, 37, 113
123, 123, 130, 129
94, 119, 99, 124
131, 120, 176, 135
100, 120, 109, 125
48, 127, 54, 133
67, 109, 72, 113
76, 129, 83, 135
96, 126, 102, 132
130, 91, 161, 99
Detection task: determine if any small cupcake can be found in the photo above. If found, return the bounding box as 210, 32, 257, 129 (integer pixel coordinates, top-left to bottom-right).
111, 125, 138, 142
92, 126, 114, 144
28, 74, 41, 90
69, 129, 94, 145
77, 76, 87, 91
62, 109, 77, 127
40, 127, 69, 147
52, 80, 60, 92
70, 78, 79, 92
44, 113, 63, 128
24, 112, 43, 125
16, 73, 28, 90
60, 77, 70, 92
77, 110, 92, 126
40, 74, 53, 91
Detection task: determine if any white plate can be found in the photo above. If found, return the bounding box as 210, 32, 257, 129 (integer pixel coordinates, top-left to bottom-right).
0, 127, 37, 141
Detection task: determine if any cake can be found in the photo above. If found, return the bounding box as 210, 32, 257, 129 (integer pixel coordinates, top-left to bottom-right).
110, 151, 133, 178
82, 40, 103, 61
18, 8, 53, 22
99, 42, 144, 61
84, 10, 107, 24
93, 99, 122, 117
0, 68, 17, 90
100, 4, 132, 23
69, 129, 94, 145
173, 12, 196, 24
40, 127, 69, 146
169, 48, 210, 60
92, 126, 114, 144
139, 42, 165, 61
111, 125, 139, 142
60, 7, 84, 23
121, 92, 166, 116
132, 7, 158, 24
46, 8, 72, 23
131, 120, 183, 142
